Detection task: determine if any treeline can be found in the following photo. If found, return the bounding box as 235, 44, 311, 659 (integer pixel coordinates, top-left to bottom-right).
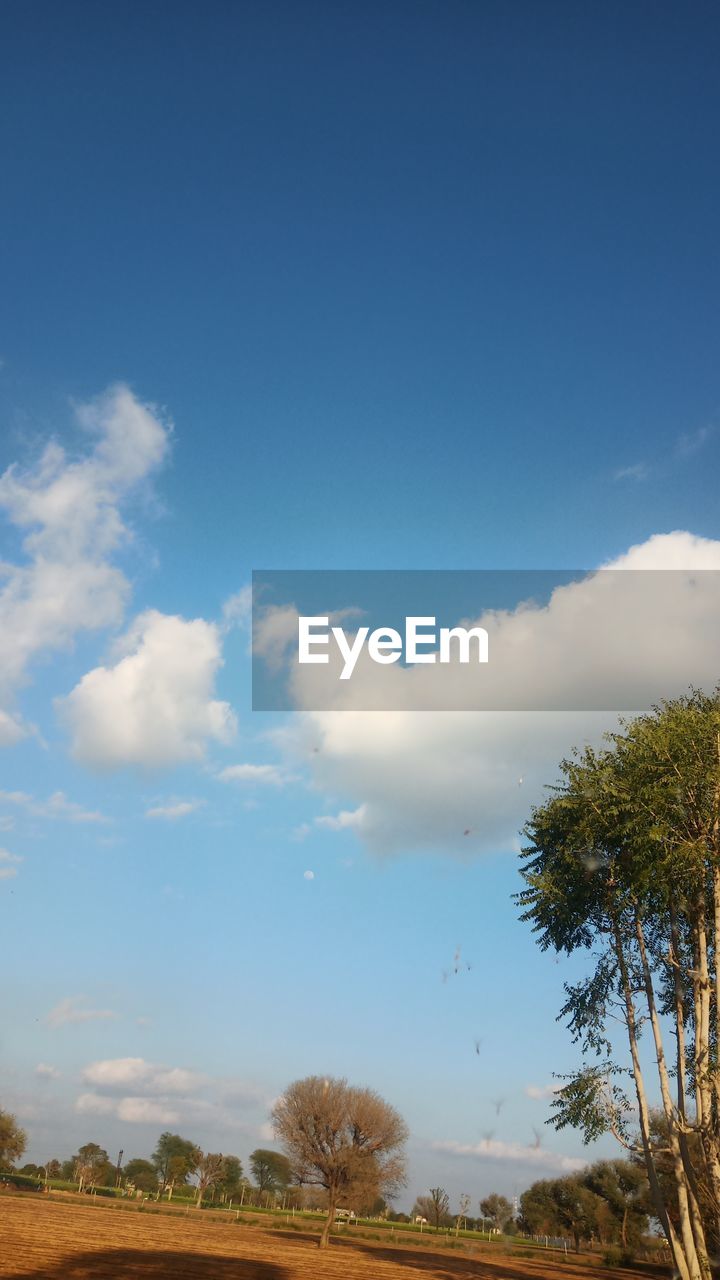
519, 1159, 648, 1255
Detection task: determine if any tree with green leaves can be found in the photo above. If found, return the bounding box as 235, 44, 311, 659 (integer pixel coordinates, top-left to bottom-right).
217, 1154, 244, 1201
71, 1142, 111, 1191
249, 1148, 292, 1199
0, 1109, 26, 1170
271, 1075, 407, 1248
124, 1159, 158, 1193
479, 1192, 513, 1233
518, 690, 720, 1280
151, 1132, 200, 1199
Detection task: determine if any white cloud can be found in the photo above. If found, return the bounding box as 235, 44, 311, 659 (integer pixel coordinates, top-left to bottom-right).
433, 1137, 585, 1173
35, 1063, 61, 1080
46, 997, 118, 1028
676, 425, 713, 457
75, 1092, 180, 1125
525, 1084, 561, 1100
303, 869, 315, 880
81, 1057, 205, 1095
57, 610, 236, 768
273, 533, 720, 855
222, 586, 252, 630
217, 763, 287, 786
0, 848, 22, 880
145, 800, 203, 820
0, 789, 107, 823
315, 806, 366, 832
0, 385, 170, 730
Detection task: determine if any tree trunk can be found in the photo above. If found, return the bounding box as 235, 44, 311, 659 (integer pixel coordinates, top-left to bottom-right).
612, 919, 693, 1280
196, 1184, 203, 1208
319, 1198, 335, 1249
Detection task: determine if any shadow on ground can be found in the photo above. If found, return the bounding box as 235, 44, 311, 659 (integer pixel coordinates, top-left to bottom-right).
10, 1249, 289, 1280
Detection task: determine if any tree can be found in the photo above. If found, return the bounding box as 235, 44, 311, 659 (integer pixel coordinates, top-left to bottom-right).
249, 1148, 292, 1200
44, 1159, 62, 1181
124, 1159, 159, 1193
480, 1192, 513, 1233
428, 1186, 450, 1231
271, 1075, 407, 1248
0, 1109, 27, 1170
456, 1192, 471, 1234
152, 1132, 200, 1199
71, 1143, 110, 1191
518, 691, 720, 1280
217, 1155, 244, 1201
195, 1151, 224, 1207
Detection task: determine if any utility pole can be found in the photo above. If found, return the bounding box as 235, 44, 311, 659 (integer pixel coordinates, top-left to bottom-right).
115, 1149, 124, 1188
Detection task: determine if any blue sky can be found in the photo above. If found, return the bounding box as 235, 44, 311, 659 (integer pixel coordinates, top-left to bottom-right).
1, 1, 720, 1208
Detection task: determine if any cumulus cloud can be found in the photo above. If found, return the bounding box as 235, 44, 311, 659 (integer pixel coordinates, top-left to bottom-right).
0, 789, 106, 823
46, 997, 118, 1028
217, 763, 287, 787
145, 799, 204, 820
76, 1092, 180, 1125
76, 1057, 268, 1135
273, 533, 720, 854
0, 385, 170, 730
57, 610, 236, 768
81, 1057, 205, 1095
315, 806, 366, 832
433, 1137, 585, 1173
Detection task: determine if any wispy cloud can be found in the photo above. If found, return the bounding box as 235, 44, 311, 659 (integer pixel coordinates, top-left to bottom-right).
676, 425, 714, 457
525, 1083, 560, 1100
432, 1137, 585, 1173
613, 462, 648, 482
35, 1063, 61, 1080
217, 763, 289, 787
0, 790, 107, 824
315, 806, 366, 832
0, 848, 22, 880
46, 997, 118, 1029
145, 799, 204, 821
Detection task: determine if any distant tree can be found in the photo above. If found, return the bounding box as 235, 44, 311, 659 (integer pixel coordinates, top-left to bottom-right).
480, 1193, 514, 1233
0, 1109, 27, 1170
217, 1155, 244, 1201
583, 1159, 649, 1250
71, 1143, 110, 1191
411, 1195, 434, 1223
271, 1075, 407, 1248
428, 1186, 450, 1231
195, 1152, 225, 1207
249, 1149, 292, 1198
44, 1159, 62, 1180
124, 1159, 159, 1193
152, 1132, 200, 1198
20, 1164, 40, 1177
456, 1192, 471, 1234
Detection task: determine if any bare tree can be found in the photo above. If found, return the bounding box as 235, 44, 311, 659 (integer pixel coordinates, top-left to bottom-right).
456, 1191, 471, 1234
271, 1075, 407, 1248
195, 1151, 224, 1207
428, 1186, 450, 1231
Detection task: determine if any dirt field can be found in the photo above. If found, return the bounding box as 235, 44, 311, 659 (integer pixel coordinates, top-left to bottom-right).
0, 1195, 664, 1280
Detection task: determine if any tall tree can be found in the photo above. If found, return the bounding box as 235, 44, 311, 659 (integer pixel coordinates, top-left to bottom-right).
0, 1109, 26, 1170
428, 1186, 450, 1231
518, 691, 720, 1280
151, 1132, 200, 1199
271, 1075, 407, 1248
249, 1148, 291, 1198
218, 1155, 244, 1201
480, 1192, 513, 1232
124, 1159, 159, 1193
195, 1151, 224, 1207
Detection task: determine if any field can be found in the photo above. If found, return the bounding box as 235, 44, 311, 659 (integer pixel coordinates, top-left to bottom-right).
0, 1194, 665, 1280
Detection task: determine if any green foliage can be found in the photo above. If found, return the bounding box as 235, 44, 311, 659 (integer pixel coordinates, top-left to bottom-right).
124, 1158, 159, 1193
152, 1132, 200, 1188
249, 1148, 291, 1193
0, 1108, 27, 1170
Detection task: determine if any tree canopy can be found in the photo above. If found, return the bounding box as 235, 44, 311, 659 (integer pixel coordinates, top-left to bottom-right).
271, 1075, 407, 1248
518, 690, 720, 1280
0, 1109, 26, 1170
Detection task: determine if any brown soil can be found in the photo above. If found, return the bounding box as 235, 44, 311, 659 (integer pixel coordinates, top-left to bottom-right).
0, 1195, 666, 1280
